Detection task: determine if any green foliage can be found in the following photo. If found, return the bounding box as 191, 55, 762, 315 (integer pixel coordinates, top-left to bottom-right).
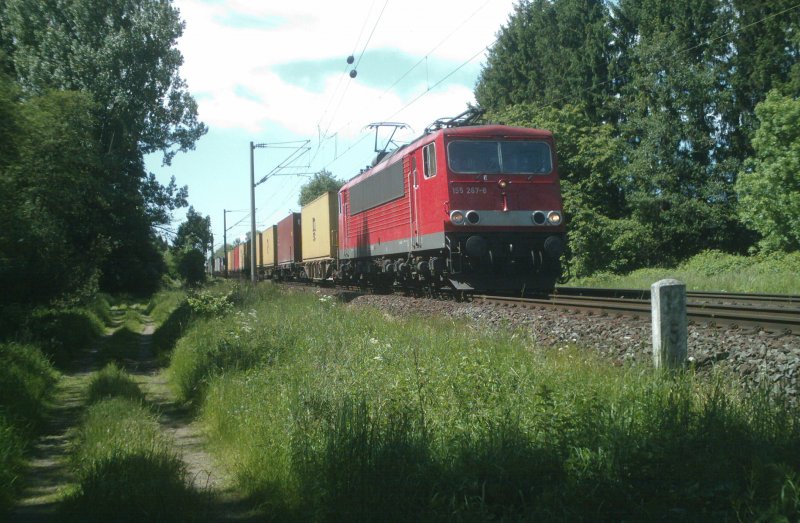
0, 342, 58, 515
25, 308, 105, 366
86, 363, 145, 404
172, 207, 211, 286
0, 0, 207, 300
174, 207, 212, 255
186, 289, 233, 317
0, 413, 24, 516
3, 0, 207, 164
568, 249, 800, 294
736, 91, 800, 252
0, 342, 58, 431
175, 248, 206, 287
61, 397, 205, 522
0, 86, 107, 304
173, 287, 800, 521
298, 170, 343, 207
476, 0, 613, 121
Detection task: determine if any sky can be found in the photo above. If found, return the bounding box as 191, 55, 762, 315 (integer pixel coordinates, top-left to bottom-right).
144, 0, 518, 253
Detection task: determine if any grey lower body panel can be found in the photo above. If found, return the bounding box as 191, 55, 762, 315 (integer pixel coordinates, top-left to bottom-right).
339, 232, 445, 260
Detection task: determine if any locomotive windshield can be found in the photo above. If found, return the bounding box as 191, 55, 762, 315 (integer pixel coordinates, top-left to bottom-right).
447, 140, 552, 175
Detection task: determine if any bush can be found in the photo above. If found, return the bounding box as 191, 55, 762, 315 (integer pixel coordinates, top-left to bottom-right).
0, 413, 24, 515
25, 308, 104, 366
86, 363, 145, 404
568, 249, 800, 293
0, 342, 58, 516
0, 342, 58, 429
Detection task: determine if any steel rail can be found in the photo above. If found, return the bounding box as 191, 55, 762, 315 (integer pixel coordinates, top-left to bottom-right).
475, 293, 800, 335
554, 286, 800, 306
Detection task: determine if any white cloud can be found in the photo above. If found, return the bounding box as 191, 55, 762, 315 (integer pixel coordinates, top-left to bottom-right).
174, 0, 515, 135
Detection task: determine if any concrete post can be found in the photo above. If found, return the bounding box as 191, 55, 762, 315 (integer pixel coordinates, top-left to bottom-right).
651, 279, 688, 370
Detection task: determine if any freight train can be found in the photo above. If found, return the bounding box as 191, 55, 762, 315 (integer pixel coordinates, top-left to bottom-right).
224, 115, 566, 293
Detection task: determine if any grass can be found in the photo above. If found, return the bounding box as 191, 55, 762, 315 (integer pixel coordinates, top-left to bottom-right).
567, 249, 800, 294
0, 342, 59, 516
146, 289, 187, 326
86, 363, 146, 404
24, 307, 105, 367
61, 396, 206, 522
169, 283, 800, 521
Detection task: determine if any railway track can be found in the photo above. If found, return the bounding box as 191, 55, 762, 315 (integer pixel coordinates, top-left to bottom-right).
477, 288, 800, 335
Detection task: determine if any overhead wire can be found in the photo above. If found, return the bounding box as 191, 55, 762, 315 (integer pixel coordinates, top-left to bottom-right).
314, 0, 391, 162
314, 1, 379, 150
316, 0, 494, 171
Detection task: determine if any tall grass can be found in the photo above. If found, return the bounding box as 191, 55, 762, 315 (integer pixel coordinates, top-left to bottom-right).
61, 396, 206, 522
171, 285, 800, 521
568, 249, 800, 294
0, 342, 58, 515
146, 289, 187, 326
86, 363, 146, 404
24, 307, 105, 367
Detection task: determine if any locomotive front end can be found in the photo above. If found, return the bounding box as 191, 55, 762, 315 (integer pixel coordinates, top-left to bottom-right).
442, 127, 566, 292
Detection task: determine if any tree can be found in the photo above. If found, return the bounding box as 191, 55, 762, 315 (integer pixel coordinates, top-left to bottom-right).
735, 91, 800, 252
2, 0, 206, 164
298, 170, 343, 207
174, 207, 212, 256
175, 248, 206, 286
722, 0, 800, 161
171, 207, 211, 286
0, 85, 109, 303
1, 0, 207, 295
476, 0, 613, 121
611, 0, 748, 265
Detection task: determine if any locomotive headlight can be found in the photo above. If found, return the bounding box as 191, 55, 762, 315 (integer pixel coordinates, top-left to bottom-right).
531, 211, 546, 225
498, 179, 508, 189
547, 211, 562, 225
450, 210, 465, 225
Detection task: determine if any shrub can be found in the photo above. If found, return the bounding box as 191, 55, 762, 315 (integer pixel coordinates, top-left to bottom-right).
0, 342, 58, 429
0, 413, 24, 515
0, 342, 58, 516
25, 308, 104, 366
86, 363, 145, 404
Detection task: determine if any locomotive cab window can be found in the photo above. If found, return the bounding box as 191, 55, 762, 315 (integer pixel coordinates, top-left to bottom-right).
422, 143, 437, 178
447, 140, 552, 175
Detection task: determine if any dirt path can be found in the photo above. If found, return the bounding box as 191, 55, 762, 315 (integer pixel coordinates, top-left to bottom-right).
130, 321, 231, 492
12, 313, 263, 522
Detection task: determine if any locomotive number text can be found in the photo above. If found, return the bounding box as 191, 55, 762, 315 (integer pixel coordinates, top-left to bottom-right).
452, 186, 488, 195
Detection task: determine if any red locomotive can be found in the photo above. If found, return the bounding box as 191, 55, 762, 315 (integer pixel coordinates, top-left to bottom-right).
335, 114, 566, 292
